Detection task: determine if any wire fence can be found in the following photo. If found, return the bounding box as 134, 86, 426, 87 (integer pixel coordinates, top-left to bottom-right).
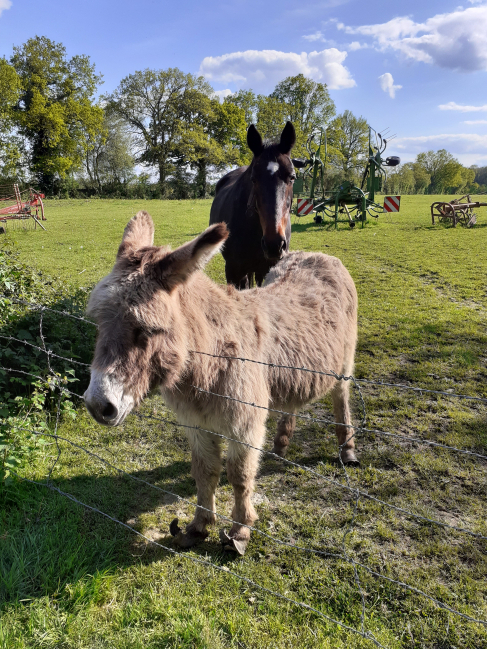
1, 295, 486, 647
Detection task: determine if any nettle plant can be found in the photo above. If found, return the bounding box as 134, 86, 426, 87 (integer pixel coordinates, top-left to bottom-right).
0, 238, 90, 482
0, 374, 77, 483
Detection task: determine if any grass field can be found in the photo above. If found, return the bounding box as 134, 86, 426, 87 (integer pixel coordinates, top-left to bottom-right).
1, 197, 486, 648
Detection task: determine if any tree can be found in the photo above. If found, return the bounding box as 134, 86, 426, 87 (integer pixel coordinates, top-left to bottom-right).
329, 110, 369, 180
411, 163, 431, 193
0, 59, 23, 177
452, 166, 475, 192
270, 74, 335, 135
84, 107, 135, 194
472, 165, 487, 187
414, 150, 462, 193
383, 163, 416, 195
173, 94, 247, 197
224, 89, 257, 127
107, 68, 214, 197
10, 36, 104, 193
255, 95, 292, 144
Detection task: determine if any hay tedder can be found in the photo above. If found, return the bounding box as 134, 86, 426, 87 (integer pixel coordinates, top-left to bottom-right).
0, 184, 46, 232
431, 195, 487, 228
293, 127, 401, 228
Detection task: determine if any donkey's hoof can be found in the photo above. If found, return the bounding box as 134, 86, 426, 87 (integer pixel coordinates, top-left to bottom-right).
219, 529, 249, 556
339, 451, 361, 467
271, 445, 288, 458
170, 518, 208, 548
170, 518, 181, 536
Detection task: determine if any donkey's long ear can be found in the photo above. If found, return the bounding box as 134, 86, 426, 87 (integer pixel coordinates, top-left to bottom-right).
155, 223, 229, 291
279, 121, 296, 155
117, 210, 155, 258
247, 124, 264, 157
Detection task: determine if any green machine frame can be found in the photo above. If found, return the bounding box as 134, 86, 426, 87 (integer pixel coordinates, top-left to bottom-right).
294, 127, 400, 228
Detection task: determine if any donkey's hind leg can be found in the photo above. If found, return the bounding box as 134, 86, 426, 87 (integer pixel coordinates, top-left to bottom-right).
272, 413, 296, 457
220, 425, 265, 555
171, 430, 222, 548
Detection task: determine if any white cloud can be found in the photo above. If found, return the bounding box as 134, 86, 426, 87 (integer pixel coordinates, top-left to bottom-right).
394, 133, 487, 166
213, 89, 232, 102
0, 0, 12, 17
199, 48, 356, 92
439, 101, 487, 112
395, 133, 487, 153
347, 41, 368, 51
464, 120, 487, 124
303, 32, 325, 42
338, 6, 487, 72
378, 72, 402, 98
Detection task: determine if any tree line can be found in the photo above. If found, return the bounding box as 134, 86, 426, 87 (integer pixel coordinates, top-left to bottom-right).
0, 36, 483, 198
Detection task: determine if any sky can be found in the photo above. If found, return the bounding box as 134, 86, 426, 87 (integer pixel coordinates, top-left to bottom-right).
1, 0, 486, 166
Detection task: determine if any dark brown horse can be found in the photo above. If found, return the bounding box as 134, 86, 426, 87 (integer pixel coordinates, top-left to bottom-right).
210, 122, 301, 288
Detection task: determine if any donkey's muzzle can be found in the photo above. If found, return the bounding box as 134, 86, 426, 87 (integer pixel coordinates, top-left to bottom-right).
84, 393, 120, 425
262, 236, 287, 261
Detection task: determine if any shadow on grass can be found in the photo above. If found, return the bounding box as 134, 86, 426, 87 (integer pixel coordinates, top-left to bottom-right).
2, 397, 485, 617
0, 423, 355, 608
291, 219, 361, 233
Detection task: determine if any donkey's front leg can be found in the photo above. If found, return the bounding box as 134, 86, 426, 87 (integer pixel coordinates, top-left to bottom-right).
332, 380, 360, 467
171, 430, 222, 548
220, 427, 265, 555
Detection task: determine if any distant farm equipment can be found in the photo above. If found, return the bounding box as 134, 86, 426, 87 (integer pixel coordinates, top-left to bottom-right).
0, 184, 46, 232
293, 127, 401, 228
431, 195, 487, 228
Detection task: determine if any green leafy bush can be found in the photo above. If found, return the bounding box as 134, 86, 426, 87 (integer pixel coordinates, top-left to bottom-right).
0, 237, 94, 482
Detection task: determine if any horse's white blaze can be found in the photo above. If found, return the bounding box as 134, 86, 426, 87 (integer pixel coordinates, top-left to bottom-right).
267, 162, 279, 175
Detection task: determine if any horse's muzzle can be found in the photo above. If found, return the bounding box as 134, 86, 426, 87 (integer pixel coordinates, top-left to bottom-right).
262, 236, 287, 261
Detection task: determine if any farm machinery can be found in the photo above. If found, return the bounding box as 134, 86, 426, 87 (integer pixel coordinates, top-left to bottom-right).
431, 195, 487, 228
293, 127, 401, 228
0, 184, 46, 232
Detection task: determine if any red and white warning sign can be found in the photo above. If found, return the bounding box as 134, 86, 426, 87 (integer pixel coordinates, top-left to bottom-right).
383, 196, 401, 212
297, 198, 314, 215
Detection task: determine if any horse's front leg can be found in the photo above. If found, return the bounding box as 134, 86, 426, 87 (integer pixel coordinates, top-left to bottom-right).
220, 424, 266, 555
171, 430, 222, 548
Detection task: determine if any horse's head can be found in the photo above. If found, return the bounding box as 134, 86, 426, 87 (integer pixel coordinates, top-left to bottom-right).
247, 121, 297, 261
84, 211, 228, 426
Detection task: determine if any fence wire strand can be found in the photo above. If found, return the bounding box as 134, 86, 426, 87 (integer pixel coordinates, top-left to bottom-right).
2, 296, 487, 646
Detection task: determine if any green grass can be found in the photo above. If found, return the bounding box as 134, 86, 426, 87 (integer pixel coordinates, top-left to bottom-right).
1, 196, 486, 648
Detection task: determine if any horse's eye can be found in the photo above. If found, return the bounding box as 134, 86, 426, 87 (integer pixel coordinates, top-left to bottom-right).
133, 328, 144, 344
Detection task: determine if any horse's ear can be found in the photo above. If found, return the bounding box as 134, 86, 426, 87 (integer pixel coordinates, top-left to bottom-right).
279, 121, 296, 155
247, 124, 263, 157
118, 210, 155, 258
155, 223, 229, 291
